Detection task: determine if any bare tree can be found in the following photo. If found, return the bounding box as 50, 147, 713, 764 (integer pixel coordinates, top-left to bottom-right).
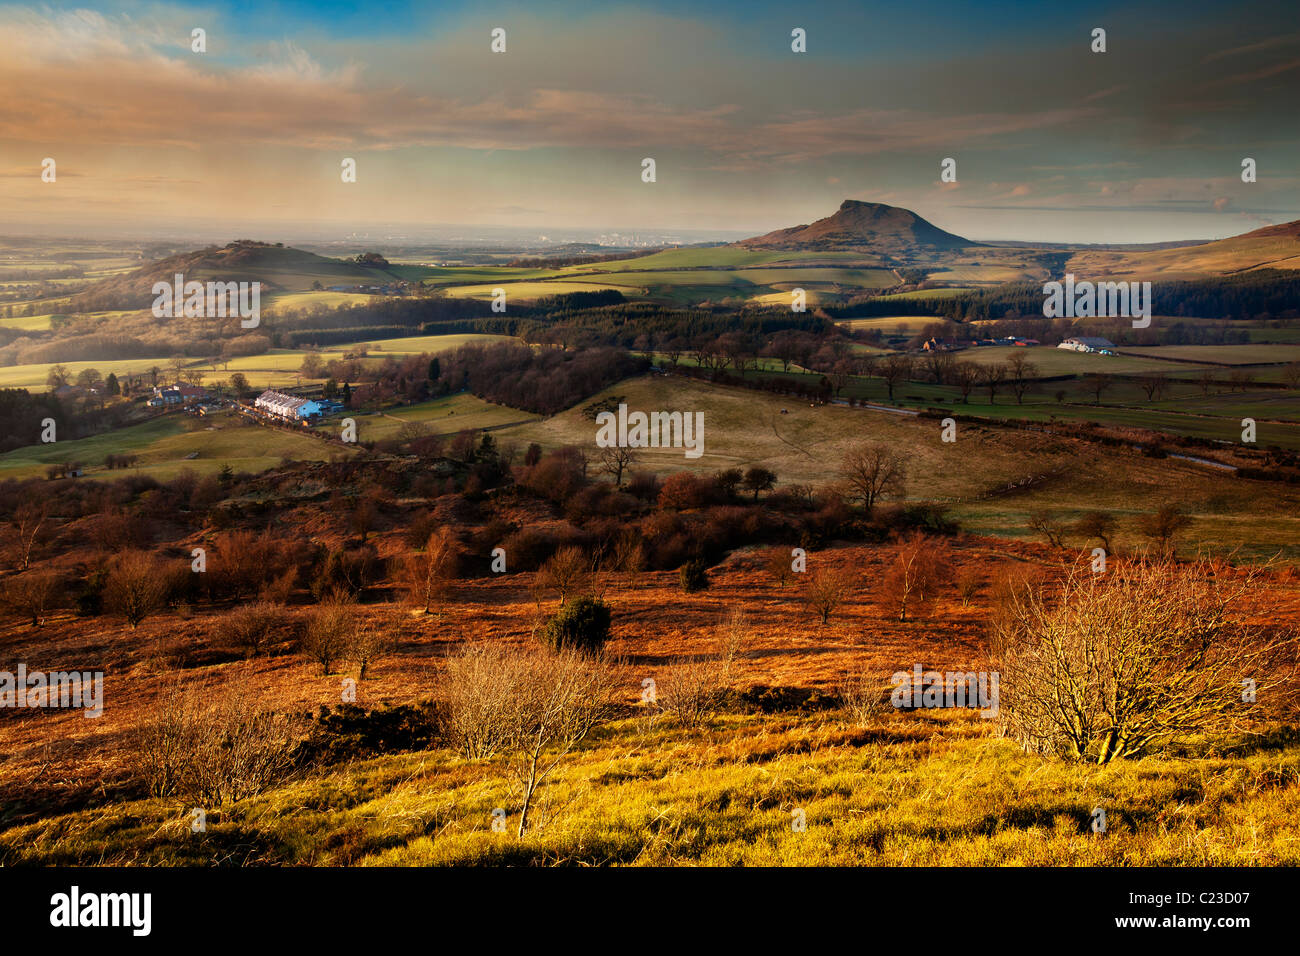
1027, 509, 1069, 548
598, 446, 638, 487
949, 362, 980, 404
302, 595, 358, 674
440, 644, 616, 838
991, 559, 1297, 763
1, 570, 63, 627
9, 502, 48, 572
878, 353, 913, 401
1073, 511, 1115, 553
838, 442, 907, 514
980, 362, 1008, 403
1136, 505, 1192, 556
1082, 372, 1113, 404
1137, 372, 1169, 401
402, 526, 460, 614
804, 565, 856, 624
1006, 353, 1037, 404
534, 545, 594, 605
880, 532, 952, 622
103, 551, 171, 629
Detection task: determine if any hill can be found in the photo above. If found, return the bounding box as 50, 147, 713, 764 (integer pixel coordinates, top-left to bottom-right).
68, 241, 405, 311
737, 200, 974, 256
1064, 218, 1300, 280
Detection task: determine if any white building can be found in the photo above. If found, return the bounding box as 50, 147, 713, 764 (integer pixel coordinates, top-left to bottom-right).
254, 389, 323, 420
1058, 336, 1116, 354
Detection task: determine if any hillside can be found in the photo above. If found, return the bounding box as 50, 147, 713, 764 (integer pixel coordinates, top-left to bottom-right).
1064, 218, 1300, 280
737, 200, 974, 256
68, 241, 405, 311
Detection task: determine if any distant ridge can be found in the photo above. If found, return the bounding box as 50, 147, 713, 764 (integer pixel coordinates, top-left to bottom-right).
736, 200, 973, 254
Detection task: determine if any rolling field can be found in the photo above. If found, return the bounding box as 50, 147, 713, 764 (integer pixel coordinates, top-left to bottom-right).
0, 333, 513, 392
315, 392, 538, 442
265, 291, 378, 312
497, 374, 1300, 558
0, 409, 355, 480
442, 281, 636, 301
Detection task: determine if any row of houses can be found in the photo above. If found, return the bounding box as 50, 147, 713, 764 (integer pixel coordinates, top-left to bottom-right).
252, 389, 346, 422
146, 384, 210, 407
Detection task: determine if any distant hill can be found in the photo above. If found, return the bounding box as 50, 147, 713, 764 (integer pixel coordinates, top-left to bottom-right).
737, 200, 974, 255
69, 240, 402, 311
1064, 218, 1300, 280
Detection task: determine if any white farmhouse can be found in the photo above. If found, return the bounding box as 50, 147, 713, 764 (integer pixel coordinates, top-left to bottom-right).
1057, 336, 1116, 354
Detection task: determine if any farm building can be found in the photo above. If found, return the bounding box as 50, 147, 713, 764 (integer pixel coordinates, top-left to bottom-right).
254, 389, 323, 420
151, 384, 209, 406
1058, 336, 1116, 353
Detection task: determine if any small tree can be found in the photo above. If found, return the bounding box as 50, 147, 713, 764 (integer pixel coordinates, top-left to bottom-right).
1137, 505, 1192, 556
402, 526, 460, 614
838, 443, 906, 514
1073, 511, 1115, 552
763, 547, 796, 587
440, 644, 616, 837
302, 595, 358, 675
535, 545, 593, 605
8, 502, 48, 572
598, 446, 638, 487
1027, 509, 1068, 548
103, 551, 170, 628
804, 565, 855, 624
1, 570, 63, 627
741, 466, 777, 502
880, 532, 952, 622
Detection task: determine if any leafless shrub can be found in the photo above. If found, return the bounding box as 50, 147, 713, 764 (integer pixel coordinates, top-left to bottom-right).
1, 570, 63, 627
136, 680, 300, 805
838, 672, 890, 725
955, 566, 982, 607
763, 547, 795, 587
991, 558, 1297, 763
438, 643, 617, 836
657, 656, 726, 728
216, 601, 286, 658
301, 595, 358, 675
716, 608, 749, 677
103, 551, 171, 628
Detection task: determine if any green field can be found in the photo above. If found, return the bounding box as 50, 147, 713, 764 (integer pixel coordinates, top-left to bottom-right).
1118, 344, 1300, 365
0, 409, 355, 480
316, 392, 539, 443
0, 332, 514, 392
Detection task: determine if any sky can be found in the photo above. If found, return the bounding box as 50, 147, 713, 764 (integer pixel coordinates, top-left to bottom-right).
2, 0, 1299, 244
